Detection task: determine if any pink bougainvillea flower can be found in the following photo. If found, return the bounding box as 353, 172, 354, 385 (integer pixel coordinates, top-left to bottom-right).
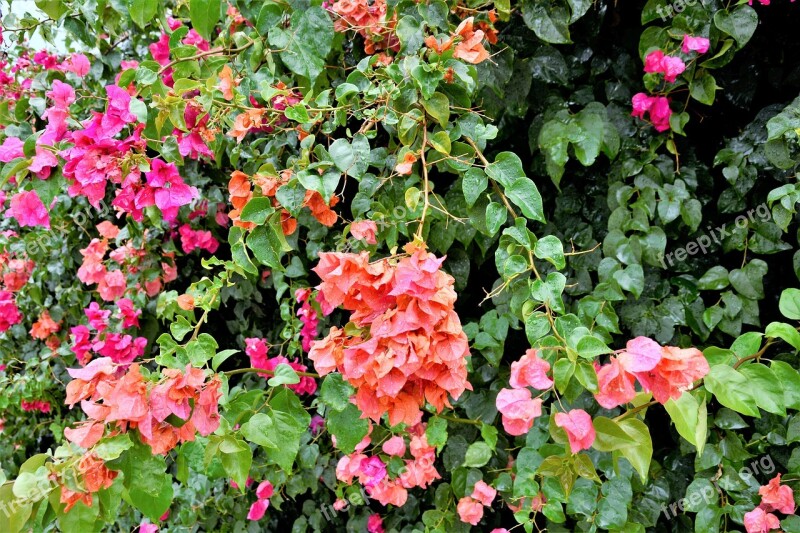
0, 137, 24, 162
247, 498, 269, 521
554, 409, 595, 453
643, 50, 686, 82
255, 480, 274, 500
457, 496, 484, 525
367, 514, 384, 533
648, 96, 673, 132
471, 480, 496, 507
594, 356, 637, 409
682, 35, 710, 54
138, 523, 158, 533
618, 336, 662, 373
61, 53, 91, 76
510, 349, 554, 390
29, 148, 59, 179
634, 345, 709, 404
144, 159, 198, 221
758, 474, 795, 514
744, 507, 781, 533
350, 220, 378, 244
6, 190, 50, 229
496, 387, 542, 436
382, 435, 406, 456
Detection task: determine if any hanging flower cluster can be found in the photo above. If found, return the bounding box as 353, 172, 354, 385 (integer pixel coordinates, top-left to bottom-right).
64, 358, 222, 455
632, 34, 710, 131
594, 336, 710, 407
457, 480, 496, 525
330, 0, 400, 55
77, 221, 178, 300
744, 474, 797, 532
495, 349, 552, 435
335, 423, 440, 507
309, 243, 471, 426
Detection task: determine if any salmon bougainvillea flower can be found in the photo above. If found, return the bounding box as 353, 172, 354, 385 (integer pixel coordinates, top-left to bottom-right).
633, 345, 709, 404
594, 356, 637, 409
509, 349, 554, 390
471, 480, 496, 507
758, 474, 795, 514
394, 152, 417, 175
495, 387, 542, 436
350, 220, 378, 244
457, 496, 484, 525
554, 409, 595, 453
744, 507, 781, 533
218, 65, 238, 100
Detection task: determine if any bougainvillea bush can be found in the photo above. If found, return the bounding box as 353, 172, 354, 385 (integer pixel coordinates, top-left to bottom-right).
5, 0, 800, 531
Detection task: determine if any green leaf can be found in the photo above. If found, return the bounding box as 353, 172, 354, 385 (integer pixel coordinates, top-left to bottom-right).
739, 363, 786, 416
267, 8, 334, 83
534, 235, 566, 269
266, 388, 311, 470
462, 168, 487, 208
765, 322, 800, 351
35, 0, 68, 20
421, 93, 450, 126
109, 442, 173, 522
690, 71, 718, 106
186, 333, 218, 366
267, 363, 301, 386
327, 403, 369, 454
713, 6, 758, 49
329, 138, 355, 175
212, 349, 239, 371
464, 442, 493, 468
219, 437, 252, 489
247, 224, 285, 269
522, 2, 571, 44
189, 0, 222, 41
426, 416, 448, 450
428, 130, 451, 155
485, 202, 506, 236
241, 413, 279, 449
592, 417, 636, 451
615, 419, 652, 483
772, 360, 800, 410
320, 373, 355, 412
575, 335, 611, 359
94, 434, 134, 461
703, 365, 761, 417
664, 392, 707, 455
780, 288, 800, 320
506, 178, 545, 223
397, 16, 425, 53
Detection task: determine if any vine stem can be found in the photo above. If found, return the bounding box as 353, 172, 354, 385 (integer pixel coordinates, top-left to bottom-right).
614, 400, 657, 422
434, 413, 482, 426
464, 136, 518, 219
223, 367, 321, 379
415, 122, 430, 240
158, 40, 255, 75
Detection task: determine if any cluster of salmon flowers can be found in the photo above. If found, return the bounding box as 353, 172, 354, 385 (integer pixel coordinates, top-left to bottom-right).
0, 251, 31, 333
594, 336, 710, 407
424, 17, 491, 65
64, 358, 222, 455
331, 0, 400, 55
335, 423, 439, 507
744, 474, 796, 532
227, 169, 338, 232
309, 243, 471, 426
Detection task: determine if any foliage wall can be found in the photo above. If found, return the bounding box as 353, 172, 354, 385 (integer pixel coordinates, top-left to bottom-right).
2, 0, 800, 531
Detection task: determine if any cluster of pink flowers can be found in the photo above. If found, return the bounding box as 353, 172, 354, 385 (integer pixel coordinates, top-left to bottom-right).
244, 338, 317, 395
174, 102, 215, 160
70, 299, 146, 365
295, 288, 319, 351
744, 474, 796, 532
632, 35, 710, 132
148, 18, 210, 87
594, 336, 709, 407
177, 224, 219, 254
21, 399, 52, 413
457, 480, 496, 525
335, 423, 439, 507
64, 359, 222, 455
246, 481, 274, 521
309, 244, 471, 427
77, 221, 178, 300
0, 290, 22, 332
495, 349, 552, 435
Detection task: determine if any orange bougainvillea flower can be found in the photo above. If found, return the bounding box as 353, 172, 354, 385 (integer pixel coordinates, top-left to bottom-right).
30, 310, 60, 340
228, 171, 255, 230
395, 152, 417, 175
453, 18, 490, 64
217, 65, 239, 101
304, 190, 339, 227
227, 108, 265, 143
